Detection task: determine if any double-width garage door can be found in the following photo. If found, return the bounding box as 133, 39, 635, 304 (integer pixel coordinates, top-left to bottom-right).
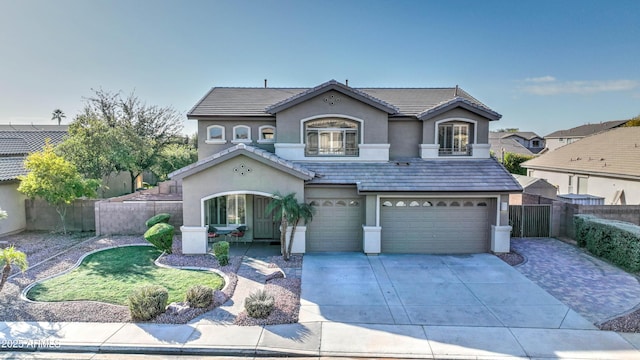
306, 198, 364, 252
381, 198, 491, 254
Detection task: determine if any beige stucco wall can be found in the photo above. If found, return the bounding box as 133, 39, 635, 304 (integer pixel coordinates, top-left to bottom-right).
388, 119, 422, 159
421, 108, 491, 144
181, 154, 305, 226
0, 182, 26, 236
276, 90, 389, 144
304, 186, 361, 200
529, 169, 640, 205
197, 119, 276, 159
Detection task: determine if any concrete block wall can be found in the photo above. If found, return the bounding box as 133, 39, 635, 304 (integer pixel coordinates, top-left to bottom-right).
25, 199, 97, 232
95, 200, 183, 235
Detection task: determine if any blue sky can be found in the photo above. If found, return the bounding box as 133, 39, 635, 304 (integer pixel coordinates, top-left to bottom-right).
1, 0, 638, 136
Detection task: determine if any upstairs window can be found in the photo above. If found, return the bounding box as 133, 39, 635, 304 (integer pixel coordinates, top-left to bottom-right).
438, 123, 469, 156
206, 125, 226, 144
258, 125, 275, 143
305, 118, 359, 156
232, 125, 251, 143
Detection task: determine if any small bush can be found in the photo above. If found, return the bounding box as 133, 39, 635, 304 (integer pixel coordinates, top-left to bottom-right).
128, 285, 169, 321
144, 223, 174, 253
574, 214, 640, 272
145, 213, 171, 228
213, 241, 230, 266
185, 285, 214, 308
244, 289, 275, 319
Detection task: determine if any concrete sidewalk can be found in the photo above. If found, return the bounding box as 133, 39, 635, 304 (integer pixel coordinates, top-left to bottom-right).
1, 320, 640, 359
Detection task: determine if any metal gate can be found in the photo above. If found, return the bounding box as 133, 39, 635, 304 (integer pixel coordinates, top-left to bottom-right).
509, 204, 551, 237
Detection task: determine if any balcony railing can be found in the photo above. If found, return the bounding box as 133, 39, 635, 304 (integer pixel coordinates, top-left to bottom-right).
438, 146, 472, 156
305, 146, 359, 157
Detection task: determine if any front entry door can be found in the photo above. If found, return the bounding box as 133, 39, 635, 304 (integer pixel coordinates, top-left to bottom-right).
253, 196, 277, 239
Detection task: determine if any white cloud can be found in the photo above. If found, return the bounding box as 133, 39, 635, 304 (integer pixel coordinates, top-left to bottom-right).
521, 79, 638, 95
525, 76, 556, 83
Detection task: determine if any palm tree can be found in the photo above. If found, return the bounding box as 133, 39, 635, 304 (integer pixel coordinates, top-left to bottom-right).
51, 109, 66, 125
286, 202, 314, 260
265, 192, 298, 259
0, 245, 28, 293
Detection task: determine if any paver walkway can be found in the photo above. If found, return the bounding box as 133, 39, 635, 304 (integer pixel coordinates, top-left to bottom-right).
512, 237, 640, 324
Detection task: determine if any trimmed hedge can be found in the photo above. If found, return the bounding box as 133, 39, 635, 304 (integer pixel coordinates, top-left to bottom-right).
128, 285, 169, 321
145, 213, 171, 228
144, 223, 174, 253
213, 241, 230, 266
574, 214, 640, 272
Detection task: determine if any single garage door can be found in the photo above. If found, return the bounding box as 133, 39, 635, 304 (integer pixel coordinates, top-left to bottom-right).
306, 198, 364, 252
381, 198, 491, 254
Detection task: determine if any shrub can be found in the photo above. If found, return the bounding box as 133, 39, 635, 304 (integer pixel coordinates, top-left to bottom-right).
244, 289, 275, 318
128, 285, 169, 321
144, 223, 174, 253
185, 285, 214, 308
574, 214, 640, 272
213, 241, 230, 266
145, 213, 171, 228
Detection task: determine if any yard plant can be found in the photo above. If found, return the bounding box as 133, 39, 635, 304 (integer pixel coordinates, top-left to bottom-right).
145, 213, 171, 228
212, 241, 229, 266
128, 284, 169, 321
0, 245, 28, 293
144, 223, 174, 253
244, 289, 275, 318
185, 285, 214, 308
26, 246, 223, 305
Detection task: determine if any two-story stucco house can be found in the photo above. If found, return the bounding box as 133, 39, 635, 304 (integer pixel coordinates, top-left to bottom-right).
170, 80, 521, 255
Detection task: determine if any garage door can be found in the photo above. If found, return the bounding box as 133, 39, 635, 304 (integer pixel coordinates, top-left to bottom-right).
381, 198, 491, 254
306, 198, 364, 252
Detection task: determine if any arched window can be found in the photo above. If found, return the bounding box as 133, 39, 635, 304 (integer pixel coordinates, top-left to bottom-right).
232, 125, 251, 143
305, 118, 359, 156
206, 125, 226, 144
258, 125, 275, 143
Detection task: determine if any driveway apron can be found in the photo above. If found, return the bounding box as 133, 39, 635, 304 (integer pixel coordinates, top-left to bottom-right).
300, 252, 593, 329
512, 237, 640, 324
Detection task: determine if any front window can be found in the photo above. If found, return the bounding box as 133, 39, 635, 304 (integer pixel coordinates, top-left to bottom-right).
206, 125, 226, 144
206, 195, 246, 226
438, 123, 469, 156
232, 125, 251, 143
305, 118, 359, 156
258, 125, 275, 143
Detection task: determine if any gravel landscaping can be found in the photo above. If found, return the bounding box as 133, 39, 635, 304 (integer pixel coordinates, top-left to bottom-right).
0, 232, 297, 325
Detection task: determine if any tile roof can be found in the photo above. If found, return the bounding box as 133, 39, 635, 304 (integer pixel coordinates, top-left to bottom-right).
295, 159, 522, 192
512, 174, 554, 189
494, 131, 542, 140
0, 137, 30, 155
0, 157, 26, 181
523, 127, 640, 179
545, 120, 628, 138
169, 144, 315, 180
489, 133, 535, 157
187, 83, 499, 119
0, 130, 67, 152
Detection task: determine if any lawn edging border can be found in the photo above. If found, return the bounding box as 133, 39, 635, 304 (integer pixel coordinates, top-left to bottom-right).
153, 252, 231, 294
20, 243, 229, 306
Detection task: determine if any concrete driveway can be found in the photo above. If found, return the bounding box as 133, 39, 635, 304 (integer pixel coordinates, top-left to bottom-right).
300, 252, 595, 329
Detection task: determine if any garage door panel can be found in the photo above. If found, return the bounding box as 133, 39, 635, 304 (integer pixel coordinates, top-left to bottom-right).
307, 198, 364, 252
381, 198, 490, 254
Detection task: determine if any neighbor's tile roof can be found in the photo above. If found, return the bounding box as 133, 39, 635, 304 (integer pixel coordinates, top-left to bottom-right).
188, 84, 498, 119
0, 130, 67, 152
493, 131, 542, 140
489, 133, 534, 157
0, 157, 26, 181
545, 120, 628, 138
523, 127, 640, 179
0, 137, 30, 155
295, 159, 522, 192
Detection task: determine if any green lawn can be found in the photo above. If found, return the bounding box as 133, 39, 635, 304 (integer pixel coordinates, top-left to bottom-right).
27, 246, 224, 306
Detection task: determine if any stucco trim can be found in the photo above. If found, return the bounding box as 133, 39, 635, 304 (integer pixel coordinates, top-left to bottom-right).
299, 114, 365, 144
418, 97, 501, 121
434, 118, 479, 151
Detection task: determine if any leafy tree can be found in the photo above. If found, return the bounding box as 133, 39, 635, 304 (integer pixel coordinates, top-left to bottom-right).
151, 143, 197, 181
18, 143, 100, 234
265, 193, 315, 261
51, 109, 65, 125
57, 89, 183, 192
623, 115, 640, 127
0, 245, 28, 293
502, 152, 534, 175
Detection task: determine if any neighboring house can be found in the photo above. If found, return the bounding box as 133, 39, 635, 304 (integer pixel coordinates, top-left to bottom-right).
523, 127, 640, 205
489, 132, 535, 159
0, 125, 68, 236
170, 80, 521, 255
544, 120, 629, 151
509, 174, 557, 205
491, 131, 545, 154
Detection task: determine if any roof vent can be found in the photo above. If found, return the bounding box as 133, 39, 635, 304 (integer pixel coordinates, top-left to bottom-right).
264, 79, 267, 88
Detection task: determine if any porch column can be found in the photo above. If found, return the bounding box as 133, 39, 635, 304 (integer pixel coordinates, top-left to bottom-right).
181, 226, 208, 254
285, 225, 307, 254
363, 226, 381, 255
